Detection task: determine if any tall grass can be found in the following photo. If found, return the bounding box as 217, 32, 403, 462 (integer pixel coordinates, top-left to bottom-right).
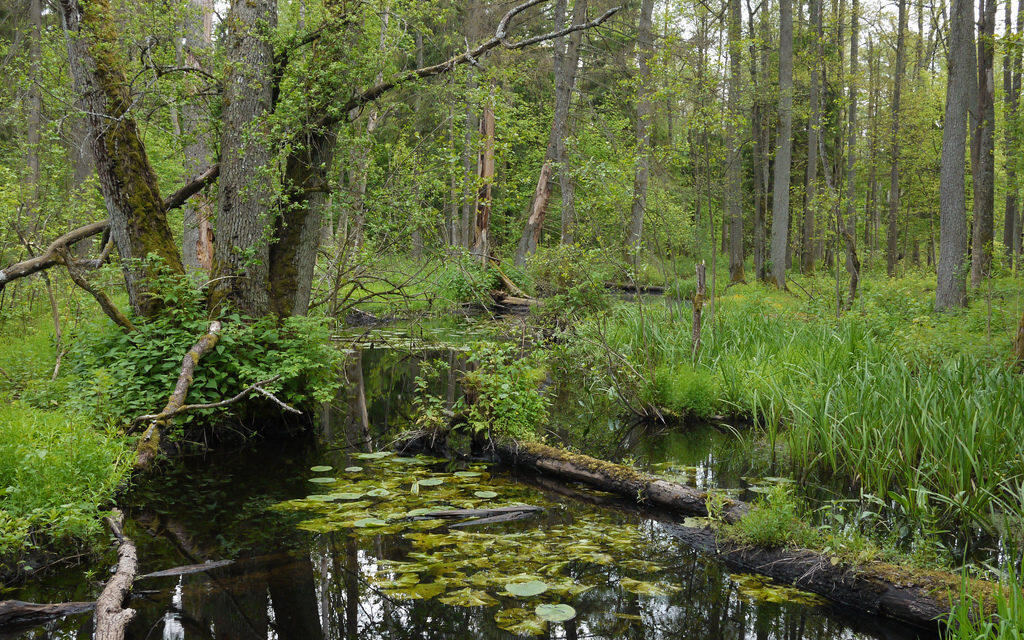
561, 277, 1024, 532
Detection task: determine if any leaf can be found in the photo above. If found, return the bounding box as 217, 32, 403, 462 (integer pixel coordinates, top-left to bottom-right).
417, 477, 444, 487
355, 451, 392, 459
309, 477, 336, 484
454, 471, 482, 478
353, 517, 387, 527
310, 465, 332, 472
619, 577, 676, 596
366, 488, 390, 497
534, 603, 576, 622
327, 492, 364, 501
505, 580, 548, 597
474, 490, 498, 499
344, 466, 364, 472
437, 588, 498, 607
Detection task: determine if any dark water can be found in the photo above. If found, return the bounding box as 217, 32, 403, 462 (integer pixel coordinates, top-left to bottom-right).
5, 341, 932, 640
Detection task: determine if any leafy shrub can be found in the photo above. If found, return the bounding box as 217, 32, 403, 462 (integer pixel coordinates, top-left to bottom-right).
437, 251, 501, 304
525, 244, 614, 295
723, 485, 809, 548
461, 342, 550, 441
653, 365, 721, 418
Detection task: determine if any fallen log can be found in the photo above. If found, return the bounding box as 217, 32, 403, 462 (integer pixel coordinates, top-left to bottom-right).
0, 220, 109, 292
493, 439, 998, 630
135, 559, 234, 580
134, 321, 222, 469
94, 510, 137, 640
0, 600, 95, 629
494, 440, 748, 523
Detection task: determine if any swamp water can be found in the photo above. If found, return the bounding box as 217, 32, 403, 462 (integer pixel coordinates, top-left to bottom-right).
5, 340, 933, 640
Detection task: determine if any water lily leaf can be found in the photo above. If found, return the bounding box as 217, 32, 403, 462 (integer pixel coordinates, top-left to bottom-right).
454, 471, 482, 478
309, 477, 336, 484
619, 577, 675, 596
437, 587, 498, 607
495, 608, 547, 636
366, 488, 390, 497
327, 492, 364, 501
473, 490, 498, 499
406, 507, 433, 517
383, 581, 446, 600
730, 573, 828, 605
393, 457, 427, 464
534, 603, 576, 622
410, 481, 420, 494
310, 465, 332, 472
355, 452, 392, 460
505, 580, 548, 597
353, 517, 387, 527
417, 477, 444, 487
344, 466, 364, 472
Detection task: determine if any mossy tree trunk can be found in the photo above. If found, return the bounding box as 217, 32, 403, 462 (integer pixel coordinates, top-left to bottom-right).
57, 0, 184, 318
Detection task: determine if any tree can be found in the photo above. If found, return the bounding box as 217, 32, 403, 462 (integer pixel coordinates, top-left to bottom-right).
886, 0, 907, 277
935, 0, 976, 310
970, 0, 996, 286
770, 0, 794, 289
627, 0, 656, 252
725, 0, 745, 283
802, 0, 822, 275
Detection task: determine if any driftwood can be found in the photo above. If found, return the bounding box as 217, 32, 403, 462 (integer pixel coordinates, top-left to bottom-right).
94, 510, 137, 640
135, 321, 222, 469
136, 559, 234, 580
605, 283, 666, 295
0, 600, 95, 629
494, 439, 997, 630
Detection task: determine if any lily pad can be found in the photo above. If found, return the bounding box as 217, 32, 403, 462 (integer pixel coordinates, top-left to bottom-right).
454, 471, 482, 478
355, 452, 392, 460
327, 492, 365, 501
438, 587, 498, 607
417, 477, 444, 487
534, 603, 576, 622
505, 580, 548, 597
619, 577, 675, 596
309, 477, 336, 484
344, 466, 364, 472
366, 488, 390, 497
495, 608, 547, 636
310, 465, 332, 472
353, 517, 387, 527
474, 490, 498, 499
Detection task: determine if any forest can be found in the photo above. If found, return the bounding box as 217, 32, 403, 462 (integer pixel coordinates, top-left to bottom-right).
0, 0, 1023, 637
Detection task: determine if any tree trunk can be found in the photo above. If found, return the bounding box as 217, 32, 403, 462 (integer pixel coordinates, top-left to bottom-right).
212, 0, 277, 316
726, 0, 745, 283
516, 0, 568, 265
57, 0, 185, 318
802, 0, 821, 275
26, 0, 42, 233
749, 1, 770, 282
843, 0, 860, 303
1003, 0, 1017, 268
460, 1, 482, 250
558, 0, 587, 245
885, 0, 907, 278
770, 0, 794, 289
971, 0, 996, 287
471, 97, 495, 264
627, 0, 656, 252
935, 0, 976, 310
181, 0, 216, 271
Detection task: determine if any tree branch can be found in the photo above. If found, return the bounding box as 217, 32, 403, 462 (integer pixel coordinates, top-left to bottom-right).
163, 164, 220, 212
130, 374, 299, 427
56, 248, 136, 333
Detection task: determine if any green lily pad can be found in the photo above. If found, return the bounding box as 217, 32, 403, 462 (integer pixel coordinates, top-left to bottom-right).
355, 452, 392, 460
309, 477, 336, 484
393, 457, 427, 464
328, 492, 365, 501
417, 477, 444, 487
310, 465, 332, 472
474, 490, 498, 499
505, 580, 548, 597
344, 466, 364, 472
438, 587, 498, 607
534, 603, 576, 622
495, 608, 547, 635
353, 517, 387, 527
454, 471, 482, 478
366, 488, 390, 497
406, 507, 434, 517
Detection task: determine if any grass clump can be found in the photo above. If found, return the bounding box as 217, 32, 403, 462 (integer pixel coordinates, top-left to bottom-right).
0, 400, 130, 571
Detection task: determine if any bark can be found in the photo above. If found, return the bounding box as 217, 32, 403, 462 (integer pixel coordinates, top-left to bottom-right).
213, 0, 277, 316
558, 0, 586, 244
26, 0, 42, 231
180, 0, 216, 271
93, 510, 137, 640
135, 321, 222, 469
843, 0, 860, 303
802, 0, 822, 275
770, 0, 794, 289
460, 1, 482, 249
0, 601, 95, 628
748, 0, 769, 282
626, 0, 656, 251
471, 99, 496, 263
886, 0, 907, 277
1015, 309, 1024, 366
935, 0, 976, 310
725, 0, 745, 284
515, 0, 568, 265
0, 220, 109, 292
1016, 0, 1024, 261
57, 0, 184, 317
970, 0, 996, 287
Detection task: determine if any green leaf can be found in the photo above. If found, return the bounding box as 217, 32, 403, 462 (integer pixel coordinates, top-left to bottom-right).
534, 603, 576, 622
310, 465, 332, 472
473, 490, 498, 499
353, 517, 387, 527
417, 477, 444, 487
619, 577, 676, 596
505, 580, 548, 597
309, 477, 336, 484
344, 466, 364, 472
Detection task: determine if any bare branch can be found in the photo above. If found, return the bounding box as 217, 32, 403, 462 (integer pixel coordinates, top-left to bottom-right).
163, 164, 220, 212
131, 374, 299, 426
56, 248, 136, 333
0, 220, 109, 292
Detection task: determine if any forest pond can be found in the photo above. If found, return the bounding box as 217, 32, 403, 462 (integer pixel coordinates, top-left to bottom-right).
5, 342, 935, 640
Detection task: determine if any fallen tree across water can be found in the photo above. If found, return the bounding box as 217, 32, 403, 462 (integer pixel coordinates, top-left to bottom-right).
0, 600, 95, 629
489, 439, 998, 630
94, 510, 137, 640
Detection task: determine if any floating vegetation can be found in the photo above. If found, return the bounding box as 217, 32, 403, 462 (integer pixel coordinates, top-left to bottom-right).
310, 465, 332, 472
730, 573, 830, 606
273, 453, 683, 635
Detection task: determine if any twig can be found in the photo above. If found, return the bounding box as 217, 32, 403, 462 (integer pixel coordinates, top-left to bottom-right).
130, 374, 299, 427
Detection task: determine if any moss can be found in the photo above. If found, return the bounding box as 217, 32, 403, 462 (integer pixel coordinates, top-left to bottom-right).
864, 562, 1000, 615
515, 441, 651, 490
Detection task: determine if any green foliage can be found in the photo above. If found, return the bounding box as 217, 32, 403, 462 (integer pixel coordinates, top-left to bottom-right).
461, 342, 549, 441
524, 244, 614, 296
652, 364, 721, 418
437, 252, 502, 305
0, 401, 129, 568
723, 485, 808, 549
